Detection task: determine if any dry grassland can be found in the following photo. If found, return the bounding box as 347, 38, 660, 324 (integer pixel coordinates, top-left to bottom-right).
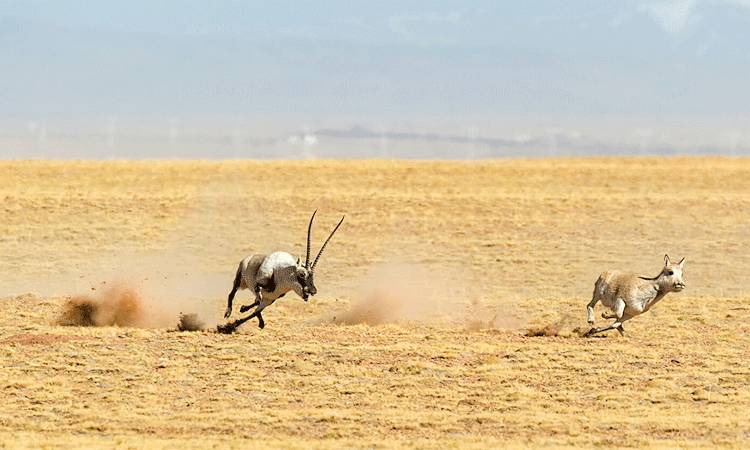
1, 158, 749, 448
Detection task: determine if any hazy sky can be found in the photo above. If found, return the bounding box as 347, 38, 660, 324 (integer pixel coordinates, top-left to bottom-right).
2, 1, 750, 157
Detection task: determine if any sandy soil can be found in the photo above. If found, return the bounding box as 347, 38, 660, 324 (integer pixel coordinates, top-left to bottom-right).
0, 158, 749, 448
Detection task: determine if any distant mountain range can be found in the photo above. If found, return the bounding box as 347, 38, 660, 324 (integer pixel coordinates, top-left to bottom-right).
2, 2, 750, 158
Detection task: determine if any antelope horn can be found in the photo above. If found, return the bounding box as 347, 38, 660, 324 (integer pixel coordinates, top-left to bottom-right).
305, 210, 317, 268
311, 215, 345, 271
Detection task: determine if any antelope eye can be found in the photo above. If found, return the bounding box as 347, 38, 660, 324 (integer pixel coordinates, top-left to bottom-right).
666, 270, 674, 276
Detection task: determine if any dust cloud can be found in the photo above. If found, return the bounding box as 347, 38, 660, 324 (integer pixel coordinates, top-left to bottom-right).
56, 281, 214, 330
331, 263, 443, 325
327, 262, 524, 329
525, 314, 589, 337
57, 284, 152, 327
53, 247, 231, 330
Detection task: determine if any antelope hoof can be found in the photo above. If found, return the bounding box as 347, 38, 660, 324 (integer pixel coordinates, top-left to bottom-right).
224, 307, 232, 319
216, 323, 236, 334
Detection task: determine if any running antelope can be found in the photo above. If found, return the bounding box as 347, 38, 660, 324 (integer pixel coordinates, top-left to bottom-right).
585, 255, 686, 336
221, 210, 344, 330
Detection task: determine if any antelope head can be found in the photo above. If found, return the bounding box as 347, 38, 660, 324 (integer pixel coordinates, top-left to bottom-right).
659, 254, 686, 292
294, 210, 345, 301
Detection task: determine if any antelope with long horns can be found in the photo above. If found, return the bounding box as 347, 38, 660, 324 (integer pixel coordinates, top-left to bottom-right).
220, 210, 344, 331
585, 254, 686, 337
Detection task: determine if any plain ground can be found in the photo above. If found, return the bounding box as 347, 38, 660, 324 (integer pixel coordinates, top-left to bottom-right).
1, 158, 749, 448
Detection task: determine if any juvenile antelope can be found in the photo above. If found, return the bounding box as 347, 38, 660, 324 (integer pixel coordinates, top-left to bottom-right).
585, 255, 686, 337
221, 210, 344, 331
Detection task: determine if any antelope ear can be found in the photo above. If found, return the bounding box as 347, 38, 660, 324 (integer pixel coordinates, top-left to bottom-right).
664, 254, 671, 266
678, 257, 685, 267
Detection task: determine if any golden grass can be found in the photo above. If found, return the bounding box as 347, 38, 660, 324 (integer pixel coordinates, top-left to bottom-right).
1, 158, 749, 448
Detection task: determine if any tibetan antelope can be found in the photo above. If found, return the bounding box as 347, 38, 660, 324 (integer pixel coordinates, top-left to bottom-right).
220, 210, 344, 331
585, 254, 686, 336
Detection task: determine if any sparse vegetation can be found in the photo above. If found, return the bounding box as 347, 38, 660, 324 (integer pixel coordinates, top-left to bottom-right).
0, 158, 748, 448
